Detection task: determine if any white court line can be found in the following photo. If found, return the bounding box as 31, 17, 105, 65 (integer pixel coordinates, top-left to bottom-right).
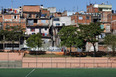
25, 69, 35, 77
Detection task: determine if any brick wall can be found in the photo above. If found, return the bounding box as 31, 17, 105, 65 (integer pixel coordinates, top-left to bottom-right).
110, 14, 116, 30
2, 14, 26, 30
23, 5, 40, 12
77, 14, 92, 24
71, 14, 77, 26
101, 11, 112, 22
87, 5, 99, 13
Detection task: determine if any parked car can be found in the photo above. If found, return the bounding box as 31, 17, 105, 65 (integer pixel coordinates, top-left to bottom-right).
48, 46, 61, 52
20, 48, 29, 51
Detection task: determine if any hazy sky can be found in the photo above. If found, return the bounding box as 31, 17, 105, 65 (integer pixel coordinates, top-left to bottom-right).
0, 0, 115, 11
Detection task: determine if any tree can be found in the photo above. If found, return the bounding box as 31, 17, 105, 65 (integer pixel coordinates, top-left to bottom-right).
104, 34, 116, 56
0, 30, 9, 50
5, 25, 25, 51
0, 25, 25, 52
78, 23, 104, 57
11, 25, 25, 51
58, 26, 83, 54
26, 33, 42, 50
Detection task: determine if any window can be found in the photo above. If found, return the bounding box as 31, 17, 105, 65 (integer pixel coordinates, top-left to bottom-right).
45, 28, 47, 30
35, 14, 39, 18
41, 20, 46, 23
27, 14, 31, 18
34, 19, 37, 23
31, 28, 35, 32
100, 25, 104, 29
99, 8, 102, 11
13, 15, 17, 19
28, 20, 34, 25
53, 18, 59, 21
79, 16, 83, 20
86, 16, 89, 20
41, 14, 47, 17
56, 23, 60, 26
106, 25, 110, 32
45, 33, 47, 36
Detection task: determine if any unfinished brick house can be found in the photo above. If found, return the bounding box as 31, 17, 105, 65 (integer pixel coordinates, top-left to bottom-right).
2, 14, 26, 30
0, 8, 26, 50
1, 8, 26, 30
0, 14, 2, 29
76, 3, 112, 52
108, 14, 116, 34
22, 5, 51, 51
0, 3, 115, 52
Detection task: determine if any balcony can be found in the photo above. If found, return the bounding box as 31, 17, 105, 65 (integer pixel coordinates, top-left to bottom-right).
37, 23, 49, 26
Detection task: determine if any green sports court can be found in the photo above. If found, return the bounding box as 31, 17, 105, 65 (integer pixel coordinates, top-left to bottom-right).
0, 68, 116, 77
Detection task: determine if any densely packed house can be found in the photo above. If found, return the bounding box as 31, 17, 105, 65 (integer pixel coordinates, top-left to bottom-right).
0, 3, 115, 52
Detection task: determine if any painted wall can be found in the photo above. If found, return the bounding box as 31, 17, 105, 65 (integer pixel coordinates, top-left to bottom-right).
52, 16, 72, 26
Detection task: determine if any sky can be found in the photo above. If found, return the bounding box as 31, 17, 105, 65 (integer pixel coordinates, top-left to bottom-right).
0, 0, 116, 12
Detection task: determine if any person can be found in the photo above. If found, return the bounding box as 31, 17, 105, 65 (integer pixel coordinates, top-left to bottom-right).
61, 48, 63, 52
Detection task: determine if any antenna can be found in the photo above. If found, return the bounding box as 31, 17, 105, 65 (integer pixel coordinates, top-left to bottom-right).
64, 7, 66, 11
61, 8, 63, 12
73, 6, 75, 12
77, 6, 78, 12
89, 0, 91, 4
11, 0, 13, 9
107, 1, 108, 4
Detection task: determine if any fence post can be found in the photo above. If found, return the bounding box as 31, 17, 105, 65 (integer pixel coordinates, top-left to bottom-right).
70, 63, 71, 68
84, 63, 85, 68
56, 63, 58, 68
28, 62, 29, 68
42, 63, 43, 68
107, 58, 108, 68
111, 63, 112, 68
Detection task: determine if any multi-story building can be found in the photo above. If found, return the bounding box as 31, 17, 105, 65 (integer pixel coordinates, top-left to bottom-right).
108, 14, 116, 34
0, 8, 26, 50
50, 16, 73, 46
22, 5, 51, 51
0, 14, 2, 29
75, 3, 112, 52
0, 3, 115, 52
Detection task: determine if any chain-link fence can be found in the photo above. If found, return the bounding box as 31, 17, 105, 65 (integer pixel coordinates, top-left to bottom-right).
0, 52, 23, 68
22, 57, 116, 68
0, 60, 22, 68
0, 52, 116, 68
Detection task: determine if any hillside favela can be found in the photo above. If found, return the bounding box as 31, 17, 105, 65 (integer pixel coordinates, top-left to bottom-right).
0, 0, 116, 77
